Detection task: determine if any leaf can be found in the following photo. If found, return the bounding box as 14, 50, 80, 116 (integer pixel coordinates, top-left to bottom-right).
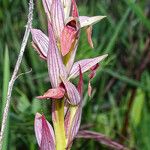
76, 130, 126, 150
69, 54, 108, 79
79, 16, 106, 28
36, 87, 65, 99
31, 98, 42, 114
31, 29, 48, 60
131, 89, 145, 126
17, 91, 30, 112
34, 113, 55, 150
51, 0, 65, 39
47, 22, 67, 88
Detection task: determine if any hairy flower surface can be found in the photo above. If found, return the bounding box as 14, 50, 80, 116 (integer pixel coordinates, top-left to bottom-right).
32, 0, 107, 149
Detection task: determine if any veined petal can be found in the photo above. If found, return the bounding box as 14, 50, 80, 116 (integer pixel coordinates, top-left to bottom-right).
51, 0, 65, 40
47, 22, 67, 88
60, 18, 79, 56
64, 98, 69, 116
41, 115, 55, 150
61, 0, 71, 20
61, 78, 81, 105
64, 108, 71, 137
36, 87, 65, 99
42, 0, 52, 21
65, 106, 82, 149
79, 16, 106, 28
69, 54, 108, 79
65, 39, 78, 72
34, 113, 55, 149
31, 29, 48, 60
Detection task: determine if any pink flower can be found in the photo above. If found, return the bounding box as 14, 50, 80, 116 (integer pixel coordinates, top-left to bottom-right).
32, 0, 107, 149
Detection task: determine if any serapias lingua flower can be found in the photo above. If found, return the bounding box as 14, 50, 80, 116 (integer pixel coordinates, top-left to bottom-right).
31, 0, 107, 149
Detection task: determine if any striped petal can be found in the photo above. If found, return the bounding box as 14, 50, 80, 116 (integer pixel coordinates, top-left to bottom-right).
31, 29, 48, 60
42, 0, 52, 21
34, 113, 55, 150
61, 78, 81, 105
69, 54, 108, 79
47, 22, 67, 88
79, 16, 106, 28
65, 39, 78, 72
61, 0, 71, 19
51, 0, 65, 40
65, 106, 82, 149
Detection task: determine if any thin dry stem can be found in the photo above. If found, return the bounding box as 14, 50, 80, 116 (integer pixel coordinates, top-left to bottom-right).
0, 0, 34, 149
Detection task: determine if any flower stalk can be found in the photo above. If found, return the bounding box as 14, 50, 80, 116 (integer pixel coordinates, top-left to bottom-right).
53, 100, 66, 150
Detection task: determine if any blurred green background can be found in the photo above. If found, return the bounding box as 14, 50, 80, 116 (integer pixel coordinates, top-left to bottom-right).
0, 0, 150, 149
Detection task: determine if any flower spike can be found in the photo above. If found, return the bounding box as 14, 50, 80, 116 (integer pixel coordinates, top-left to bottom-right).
32, 0, 108, 149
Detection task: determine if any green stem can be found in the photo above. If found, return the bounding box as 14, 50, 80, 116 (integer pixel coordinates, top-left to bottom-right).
53, 100, 66, 150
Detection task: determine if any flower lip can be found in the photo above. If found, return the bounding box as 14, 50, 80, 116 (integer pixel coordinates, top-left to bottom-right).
67, 20, 77, 29
65, 17, 80, 30
60, 17, 80, 56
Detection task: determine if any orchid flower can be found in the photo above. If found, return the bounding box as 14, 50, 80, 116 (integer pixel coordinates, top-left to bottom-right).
31, 0, 107, 149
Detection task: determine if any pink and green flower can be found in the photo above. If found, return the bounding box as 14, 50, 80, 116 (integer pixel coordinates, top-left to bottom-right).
31, 0, 107, 149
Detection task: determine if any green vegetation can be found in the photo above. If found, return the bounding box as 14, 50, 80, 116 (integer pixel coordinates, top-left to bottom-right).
0, 0, 150, 149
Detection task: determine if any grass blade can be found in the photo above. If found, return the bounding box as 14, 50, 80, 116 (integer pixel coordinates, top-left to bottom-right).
1, 46, 10, 150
